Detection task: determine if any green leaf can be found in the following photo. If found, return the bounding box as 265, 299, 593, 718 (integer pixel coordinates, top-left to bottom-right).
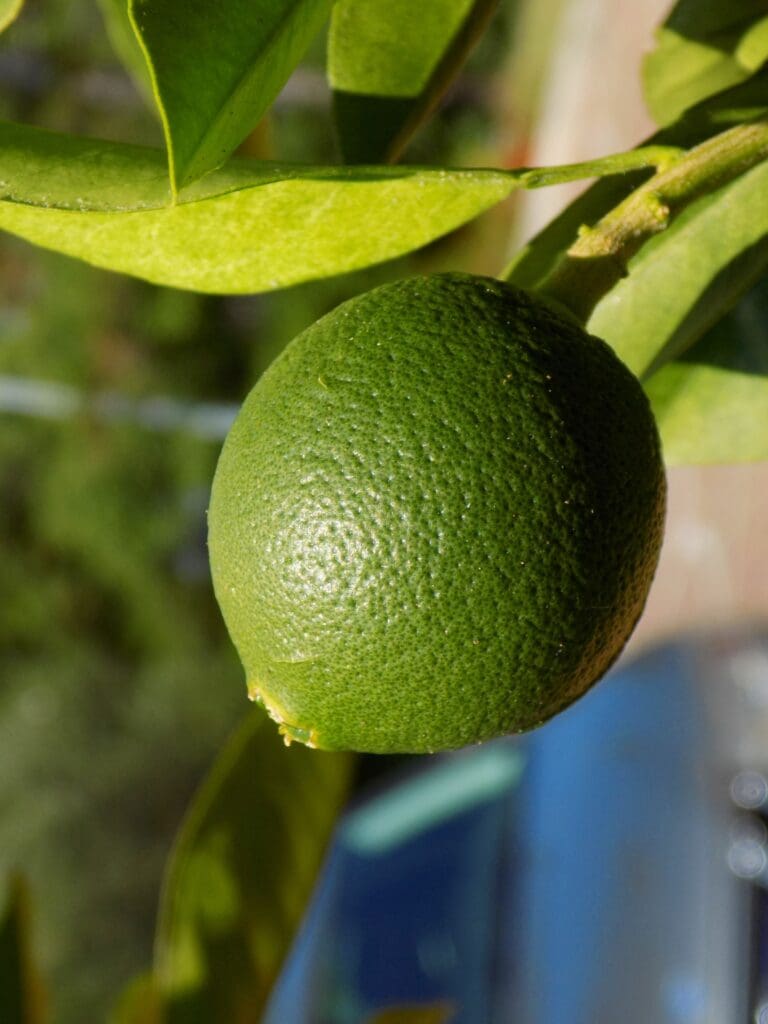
366, 1003, 456, 1024
643, 0, 768, 127
646, 276, 768, 465
0, 875, 47, 1024
155, 709, 352, 1024
97, 0, 154, 104
109, 974, 163, 1024
129, 0, 335, 192
0, 0, 23, 33
329, 0, 499, 163
587, 161, 768, 379
0, 121, 516, 293
0, 121, 172, 210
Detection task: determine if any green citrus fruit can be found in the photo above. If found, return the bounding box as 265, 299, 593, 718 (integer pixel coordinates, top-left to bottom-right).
208, 273, 665, 753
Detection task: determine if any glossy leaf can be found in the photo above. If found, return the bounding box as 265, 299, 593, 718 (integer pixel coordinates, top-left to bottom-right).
329, 0, 499, 163
644, 0, 768, 126
129, 0, 335, 192
366, 1003, 456, 1024
110, 974, 164, 1024
587, 161, 768, 379
646, 276, 768, 465
0, 875, 47, 1024
97, 0, 154, 103
155, 710, 352, 1024
0, 122, 517, 293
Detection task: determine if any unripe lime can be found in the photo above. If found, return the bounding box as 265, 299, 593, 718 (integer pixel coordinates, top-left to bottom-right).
208, 274, 665, 753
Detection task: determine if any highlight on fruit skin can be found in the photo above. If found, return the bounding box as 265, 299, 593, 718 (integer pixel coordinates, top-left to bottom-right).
207, 273, 666, 754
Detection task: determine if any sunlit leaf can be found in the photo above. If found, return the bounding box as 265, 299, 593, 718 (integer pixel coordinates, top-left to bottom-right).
0, 0, 23, 33
97, 0, 154, 103
643, 0, 768, 127
366, 1002, 456, 1024
109, 973, 164, 1024
329, 0, 499, 163
128, 0, 335, 192
587, 161, 768, 379
0, 874, 47, 1024
155, 710, 352, 1024
0, 122, 517, 293
646, 276, 768, 465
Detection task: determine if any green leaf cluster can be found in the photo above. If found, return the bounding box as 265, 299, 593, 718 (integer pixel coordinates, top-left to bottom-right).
0, 122, 517, 293
644, 0, 768, 126
0, 0, 511, 292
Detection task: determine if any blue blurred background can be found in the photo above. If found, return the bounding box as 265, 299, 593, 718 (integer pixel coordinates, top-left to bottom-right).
268, 631, 768, 1024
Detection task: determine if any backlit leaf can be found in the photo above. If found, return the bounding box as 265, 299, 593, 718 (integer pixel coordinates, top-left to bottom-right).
128, 0, 335, 192
0, 875, 47, 1024
643, 0, 768, 126
0, 122, 517, 293
646, 276, 768, 465
329, 0, 499, 163
155, 710, 352, 1024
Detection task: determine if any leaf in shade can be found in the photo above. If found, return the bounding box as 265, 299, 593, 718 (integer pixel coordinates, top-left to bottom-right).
0, 0, 23, 32
128, 0, 335, 192
329, 0, 499, 163
0, 121, 517, 293
154, 710, 352, 1024
646, 275, 768, 465
643, 0, 768, 127
97, 0, 154, 104
366, 1003, 457, 1024
0, 874, 47, 1024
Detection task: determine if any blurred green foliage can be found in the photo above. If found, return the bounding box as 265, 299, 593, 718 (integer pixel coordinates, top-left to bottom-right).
0, 3, 510, 1022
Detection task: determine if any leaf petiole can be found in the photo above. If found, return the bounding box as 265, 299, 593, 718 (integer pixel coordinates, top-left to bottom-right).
513, 145, 684, 189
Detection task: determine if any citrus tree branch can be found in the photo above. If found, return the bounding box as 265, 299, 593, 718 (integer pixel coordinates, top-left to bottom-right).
516, 145, 683, 188
535, 118, 768, 325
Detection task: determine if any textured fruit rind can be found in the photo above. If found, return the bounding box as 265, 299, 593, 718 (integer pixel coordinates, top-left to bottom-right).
208, 273, 666, 753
